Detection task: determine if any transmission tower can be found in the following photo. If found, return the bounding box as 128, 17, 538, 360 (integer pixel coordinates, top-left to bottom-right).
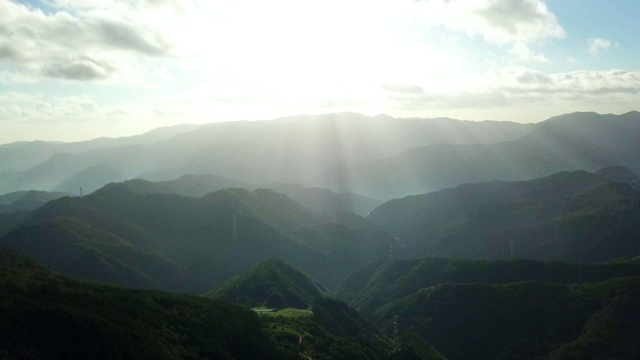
232, 214, 238, 246
389, 241, 394, 260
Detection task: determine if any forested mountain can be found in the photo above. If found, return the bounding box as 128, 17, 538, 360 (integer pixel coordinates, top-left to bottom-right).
0, 113, 534, 196
375, 278, 640, 360
334, 256, 640, 359
0, 248, 443, 360
0, 182, 394, 292
3, 110, 640, 359
119, 175, 379, 216
367, 168, 640, 262
206, 258, 330, 308
0, 247, 290, 359
337, 257, 640, 318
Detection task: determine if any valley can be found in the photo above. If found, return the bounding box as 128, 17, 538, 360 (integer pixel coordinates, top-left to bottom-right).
1, 111, 640, 359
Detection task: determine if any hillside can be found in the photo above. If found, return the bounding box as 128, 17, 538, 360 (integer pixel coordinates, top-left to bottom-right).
374, 278, 640, 360
0, 247, 443, 360
0, 183, 394, 293
367, 169, 640, 262
206, 258, 329, 308
337, 257, 640, 318
0, 247, 291, 359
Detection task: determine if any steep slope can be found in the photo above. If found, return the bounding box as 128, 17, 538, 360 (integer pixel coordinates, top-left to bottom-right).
0, 247, 294, 360
348, 111, 640, 198
367, 169, 640, 262
206, 258, 329, 308
1, 183, 393, 292
374, 278, 640, 360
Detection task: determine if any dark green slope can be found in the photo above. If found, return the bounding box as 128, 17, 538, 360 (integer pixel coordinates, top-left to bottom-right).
367, 169, 640, 263
0, 248, 290, 360
206, 258, 329, 309
259, 297, 444, 360
1, 183, 392, 293
0, 248, 442, 360
373, 277, 640, 360
337, 257, 640, 318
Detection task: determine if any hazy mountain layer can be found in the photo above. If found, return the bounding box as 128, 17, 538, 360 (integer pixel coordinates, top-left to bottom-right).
0, 189, 72, 212
0, 123, 201, 174
263, 182, 382, 216
0, 112, 534, 196
367, 168, 640, 262
347, 111, 640, 198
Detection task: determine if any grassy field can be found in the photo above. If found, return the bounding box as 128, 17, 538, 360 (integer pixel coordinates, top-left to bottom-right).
255, 307, 313, 318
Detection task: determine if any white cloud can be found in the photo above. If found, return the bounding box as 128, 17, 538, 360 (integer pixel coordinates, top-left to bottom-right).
417, 0, 565, 62
0, 0, 179, 82
0, 91, 113, 122
380, 68, 640, 111
588, 38, 619, 55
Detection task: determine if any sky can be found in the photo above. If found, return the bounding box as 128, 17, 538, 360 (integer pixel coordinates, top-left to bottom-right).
0, 0, 639, 144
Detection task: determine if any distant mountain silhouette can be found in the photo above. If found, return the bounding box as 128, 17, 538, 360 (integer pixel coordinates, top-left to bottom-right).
0, 112, 534, 196
0, 189, 72, 212
0, 123, 200, 174
0, 190, 72, 236
54, 163, 125, 194
263, 182, 382, 216
345, 111, 640, 198
367, 168, 640, 263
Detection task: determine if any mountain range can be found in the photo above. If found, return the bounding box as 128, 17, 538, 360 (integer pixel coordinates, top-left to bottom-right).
0, 112, 535, 198
0, 181, 394, 292
367, 167, 640, 263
